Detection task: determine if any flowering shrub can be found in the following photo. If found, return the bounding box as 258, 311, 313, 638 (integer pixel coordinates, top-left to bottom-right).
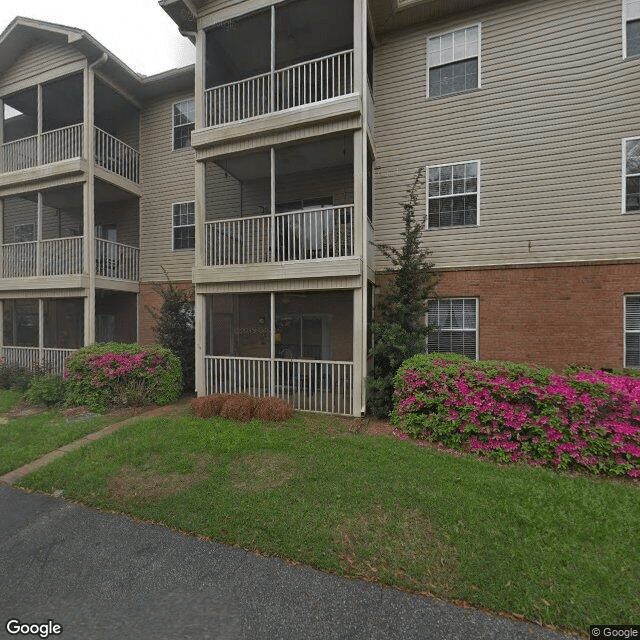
65, 343, 182, 412
391, 353, 640, 478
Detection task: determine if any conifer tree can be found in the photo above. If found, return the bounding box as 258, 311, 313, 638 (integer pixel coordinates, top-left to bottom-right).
367, 167, 439, 417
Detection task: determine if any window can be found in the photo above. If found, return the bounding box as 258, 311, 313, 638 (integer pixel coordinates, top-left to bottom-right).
427, 298, 478, 360
172, 202, 195, 250
428, 161, 478, 228
625, 138, 640, 212
625, 0, 640, 58
625, 295, 640, 366
427, 25, 479, 98
173, 99, 195, 150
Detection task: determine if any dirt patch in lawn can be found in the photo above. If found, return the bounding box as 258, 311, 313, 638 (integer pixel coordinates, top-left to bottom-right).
229, 451, 297, 492
107, 453, 210, 502
4, 400, 46, 419
334, 505, 459, 596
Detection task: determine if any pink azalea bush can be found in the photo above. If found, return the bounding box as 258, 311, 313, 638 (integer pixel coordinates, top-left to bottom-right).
65, 343, 182, 412
391, 353, 640, 478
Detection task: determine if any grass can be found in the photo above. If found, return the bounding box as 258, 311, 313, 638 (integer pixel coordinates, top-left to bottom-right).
17, 410, 640, 636
0, 394, 111, 475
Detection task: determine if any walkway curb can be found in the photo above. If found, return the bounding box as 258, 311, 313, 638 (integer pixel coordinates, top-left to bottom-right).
0, 403, 185, 486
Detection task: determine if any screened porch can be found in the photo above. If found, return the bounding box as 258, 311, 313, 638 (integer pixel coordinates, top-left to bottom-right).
205, 290, 354, 414
204, 135, 354, 266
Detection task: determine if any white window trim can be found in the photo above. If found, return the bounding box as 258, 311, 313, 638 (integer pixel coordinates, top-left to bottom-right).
624, 294, 640, 367
623, 0, 640, 59
426, 159, 481, 229
171, 201, 195, 252
172, 98, 195, 151
427, 297, 479, 361
426, 22, 482, 99
623, 136, 640, 214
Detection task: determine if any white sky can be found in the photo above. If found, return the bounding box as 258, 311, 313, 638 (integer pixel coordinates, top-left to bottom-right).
0, 0, 195, 77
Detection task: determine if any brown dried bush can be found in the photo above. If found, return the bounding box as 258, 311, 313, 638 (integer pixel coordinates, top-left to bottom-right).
253, 396, 294, 422
219, 394, 256, 422
190, 394, 231, 418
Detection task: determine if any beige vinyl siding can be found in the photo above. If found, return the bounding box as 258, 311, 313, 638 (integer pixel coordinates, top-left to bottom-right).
139, 91, 195, 282
196, 274, 361, 293
0, 39, 85, 90
373, 0, 640, 269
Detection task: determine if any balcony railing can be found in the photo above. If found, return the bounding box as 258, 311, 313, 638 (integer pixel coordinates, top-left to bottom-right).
204, 355, 353, 414
204, 204, 354, 266
0, 237, 138, 281
1, 346, 76, 376
204, 49, 354, 127
95, 238, 139, 281
94, 127, 140, 184
42, 124, 84, 164
0, 124, 140, 184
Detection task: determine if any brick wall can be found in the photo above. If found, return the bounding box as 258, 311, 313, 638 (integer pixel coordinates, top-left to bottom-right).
138, 281, 194, 345
376, 261, 640, 371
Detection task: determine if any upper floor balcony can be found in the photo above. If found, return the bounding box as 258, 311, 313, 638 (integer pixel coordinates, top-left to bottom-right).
199, 0, 356, 135
0, 181, 139, 288
1, 72, 140, 186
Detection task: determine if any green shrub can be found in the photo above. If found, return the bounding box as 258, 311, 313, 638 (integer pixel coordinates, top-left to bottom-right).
0, 360, 34, 390
64, 343, 182, 412
392, 353, 640, 478
25, 374, 67, 407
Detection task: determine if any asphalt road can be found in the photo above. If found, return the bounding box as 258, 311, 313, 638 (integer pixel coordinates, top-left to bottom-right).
0, 485, 575, 640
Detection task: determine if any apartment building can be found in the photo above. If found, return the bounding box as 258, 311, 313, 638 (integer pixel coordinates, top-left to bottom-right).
0, 0, 639, 416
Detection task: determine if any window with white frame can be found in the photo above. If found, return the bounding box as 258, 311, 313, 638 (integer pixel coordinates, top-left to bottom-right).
173, 99, 195, 150
625, 0, 640, 58
427, 25, 479, 98
172, 201, 195, 250
625, 295, 640, 366
625, 138, 640, 212
428, 161, 478, 228
427, 298, 478, 360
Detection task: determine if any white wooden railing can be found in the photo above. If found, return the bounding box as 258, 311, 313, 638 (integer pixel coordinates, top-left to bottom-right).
94, 127, 140, 183
205, 71, 271, 127
275, 50, 354, 111
0, 135, 37, 172
204, 355, 353, 415
41, 237, 83, 276
2, 241, 37, 277
205, 214, 272, 265
95, 238, 139, 281
204, 205, 354, 266
1, 346, 76, 376
42, 124, 83, 164
204, 49, 354, 127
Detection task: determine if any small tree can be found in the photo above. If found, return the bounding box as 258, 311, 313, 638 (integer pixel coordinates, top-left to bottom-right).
366, 167, 439, 417
147, 269, 195, 392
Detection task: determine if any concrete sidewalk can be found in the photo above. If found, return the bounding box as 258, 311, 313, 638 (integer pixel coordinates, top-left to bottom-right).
0, 486, 575, 640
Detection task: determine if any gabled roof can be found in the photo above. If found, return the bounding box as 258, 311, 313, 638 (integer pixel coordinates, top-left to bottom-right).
0, 17, 193, 102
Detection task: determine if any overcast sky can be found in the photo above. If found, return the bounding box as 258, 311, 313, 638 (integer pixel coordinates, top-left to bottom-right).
0, 0, 195, 77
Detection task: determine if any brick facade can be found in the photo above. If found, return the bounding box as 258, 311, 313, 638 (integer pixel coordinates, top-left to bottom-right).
377, 261, 640, 371
138, 281, 194, 345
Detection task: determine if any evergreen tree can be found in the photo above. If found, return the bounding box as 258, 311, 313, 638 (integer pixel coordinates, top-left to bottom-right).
366, 168, 439, 417
147, 269, 195, 392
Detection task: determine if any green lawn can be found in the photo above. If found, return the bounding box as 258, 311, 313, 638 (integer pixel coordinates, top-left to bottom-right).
0, 398, 111, 475
18, 411, 640, 636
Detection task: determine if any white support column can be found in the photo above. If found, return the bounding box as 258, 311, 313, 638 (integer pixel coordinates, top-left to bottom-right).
38, 298, 44, 367
353, 0, 364, 95
83, 65, 96, 346
36, 192, 42, 276
194, 292, 206, 396
195, 28, 206, 129
0, 198, 4, 279
36, 84, 43, 165
0, 300, 4, 358
270, 6, 276, 112
270, 292, 275, 396
270, 147, 275, 262
195, 161, 206, 268
353, 287, 364, 416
